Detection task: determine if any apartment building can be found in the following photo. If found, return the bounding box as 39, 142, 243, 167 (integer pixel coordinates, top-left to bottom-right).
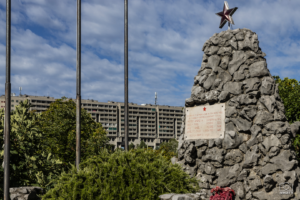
0, 94, 184, 149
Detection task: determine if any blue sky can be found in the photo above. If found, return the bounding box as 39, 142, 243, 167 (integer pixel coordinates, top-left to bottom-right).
0, 0, 299, 107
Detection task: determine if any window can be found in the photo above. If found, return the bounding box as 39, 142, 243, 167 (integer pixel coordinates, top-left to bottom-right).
16, 100, 18, 102
11, 100, 14, 102
11, 105, 14, 107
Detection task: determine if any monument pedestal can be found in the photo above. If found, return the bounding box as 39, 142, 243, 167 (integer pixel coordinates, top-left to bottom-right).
160, 28, 300, 200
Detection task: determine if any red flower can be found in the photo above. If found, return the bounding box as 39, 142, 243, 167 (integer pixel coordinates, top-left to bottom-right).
210, 186, 235, 200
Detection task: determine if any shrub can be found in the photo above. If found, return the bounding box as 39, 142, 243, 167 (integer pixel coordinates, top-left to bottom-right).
155, 139, 178, 161
42, 149, 199, 200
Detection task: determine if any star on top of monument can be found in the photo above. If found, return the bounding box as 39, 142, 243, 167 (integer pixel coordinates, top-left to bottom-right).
216, 1, 238, 29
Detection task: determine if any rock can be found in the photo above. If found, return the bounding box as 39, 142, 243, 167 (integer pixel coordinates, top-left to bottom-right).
204, 90, 220, 103
223, 82, 243, 95
211, 35, 226, 46
191, 86, 205, 99
261, 163, 280, 175
249, 177, 263, 191
218, 69, 232, 84
260, 76, 275, 95
249, 61, 269, 78
274, 109, 286, 121
208, 139, 215, 148
202, 147, 226, 163
242, 146, 260, 168
258, 143, 267, 156
185, 98, 194, 107
159, 193, 175, 200
233, 65, 248, 82
231, 117, 252, 132
270, 150, 297, 171
280, 134, 290, 145
252, 191, 269, 200
243, 77, 261, 93
269, 147, 280, 158
171, 157, 178, 164
228, 51, 248, 75
10, 187, 44, 200
238, 31, 255, 51
204, 45, 219, 56
262, 135, 281, 151
220, 56, 230, 70
199, 68, 212, 77
204, 162, 216, 175
238, 169, 249, 181
231, 182, 245, 199
224, 149, 243, 165
216, 164, 240, 187
202, 54, 208, 62
203, 74, 216, 90
246, 125, 261, 148
235, 31, 244, 41
225, 106, 237, 118
291, 121, 300, 138
207, 55, 221, 73
194, 140, 208, 147
239, 143, 248, 154
184, 143, 197, 164
197, 146, 207, 158
196, 173, 213, 189
222, 131, 244, 149
170, 193, 200, 200
264, 121, 289, 136
245, 192, 252, 200
185, 165, 197, 177
218, 91, 230, 102
260, 95, 276, 113
254, 110, 274, 126
237, 92, 259, 105
217, 47, 232, 56
242, 106, 257, 119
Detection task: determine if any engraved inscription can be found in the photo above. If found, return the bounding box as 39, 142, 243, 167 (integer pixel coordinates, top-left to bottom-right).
185, 104, 225, 140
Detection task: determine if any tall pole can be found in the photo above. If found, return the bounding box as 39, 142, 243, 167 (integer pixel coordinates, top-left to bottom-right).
4, 0, 11, 199
124, 0, 129, 151
76, 0, 81, 170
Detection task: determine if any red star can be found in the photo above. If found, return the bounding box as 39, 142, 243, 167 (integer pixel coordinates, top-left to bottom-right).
203, 107, 206, 111
216, 1, 238, 29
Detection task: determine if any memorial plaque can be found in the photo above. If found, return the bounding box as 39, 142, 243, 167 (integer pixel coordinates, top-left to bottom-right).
185, 103, 225, 140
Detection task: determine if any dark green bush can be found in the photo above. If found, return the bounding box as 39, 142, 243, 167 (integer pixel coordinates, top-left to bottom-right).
42, 149, 199, 200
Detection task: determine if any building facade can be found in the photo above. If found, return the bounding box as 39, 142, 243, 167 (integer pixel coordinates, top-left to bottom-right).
0, 94, 184, 149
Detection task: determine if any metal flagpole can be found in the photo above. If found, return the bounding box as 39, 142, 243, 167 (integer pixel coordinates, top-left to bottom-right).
124, 0, 129, 151
76, 0, 81, 170
4, 0, 11, 199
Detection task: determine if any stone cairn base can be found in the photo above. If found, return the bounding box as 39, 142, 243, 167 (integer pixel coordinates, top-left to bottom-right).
160, 28, 300, 200
10, 187, 44, 200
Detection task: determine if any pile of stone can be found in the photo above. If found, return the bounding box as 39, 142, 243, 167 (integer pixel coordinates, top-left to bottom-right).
10, 187, 44, 200
160, 28, 300, 200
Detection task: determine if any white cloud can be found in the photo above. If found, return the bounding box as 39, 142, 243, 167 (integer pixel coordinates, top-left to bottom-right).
0, 0, 299, 105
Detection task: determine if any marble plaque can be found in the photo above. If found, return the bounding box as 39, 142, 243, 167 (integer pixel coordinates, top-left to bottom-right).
185, 103, 225, 140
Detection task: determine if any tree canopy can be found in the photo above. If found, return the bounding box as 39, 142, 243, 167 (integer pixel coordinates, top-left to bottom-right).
273, 76, 300, 123
37, 97, 110, 171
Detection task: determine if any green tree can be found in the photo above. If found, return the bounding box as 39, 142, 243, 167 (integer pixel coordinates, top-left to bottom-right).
274, 76, 300, 160
37, 97, 110, 172
0, 100, 63, 198
155, 139, 178, 161
42, 149, 199, 200
136, 140, 147, 149
129, 142, 135, 150
273, 76, 300, 123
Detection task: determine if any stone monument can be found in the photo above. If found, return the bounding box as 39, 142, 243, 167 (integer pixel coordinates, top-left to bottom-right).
165, 28, 300, 200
